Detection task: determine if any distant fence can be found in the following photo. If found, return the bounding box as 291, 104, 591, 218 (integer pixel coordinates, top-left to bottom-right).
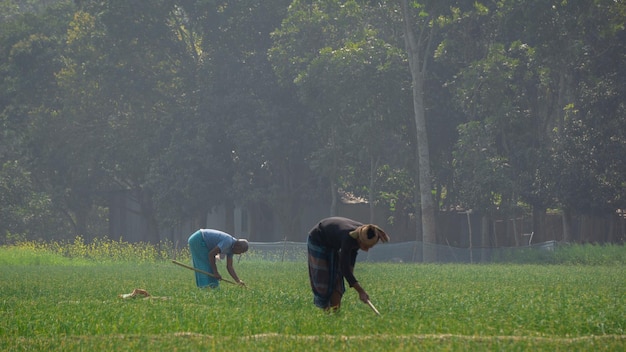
243, 240, 558, 263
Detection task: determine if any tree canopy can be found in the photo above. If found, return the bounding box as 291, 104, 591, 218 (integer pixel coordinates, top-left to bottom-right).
1, 0, 624, 245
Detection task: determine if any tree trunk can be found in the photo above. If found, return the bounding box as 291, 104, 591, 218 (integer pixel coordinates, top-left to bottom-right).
481, 215, 489, 262
136, 187, 159, 244
412, 187, 423, 262
224, 200, 235, 236
605, 215, 613, 244
330, 180, 338, 217
369, 157, 379, 223
531, 206, 545, 245
511, 217, 520, 246
73, 205, 89, 240
562, 208, 572, 242
400, 0, 437, 262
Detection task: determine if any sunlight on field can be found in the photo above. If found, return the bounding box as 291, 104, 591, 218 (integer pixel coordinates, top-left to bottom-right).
1, 244, 625, 351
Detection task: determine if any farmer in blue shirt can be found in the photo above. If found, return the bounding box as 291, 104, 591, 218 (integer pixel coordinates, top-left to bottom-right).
188, 229, 248, 288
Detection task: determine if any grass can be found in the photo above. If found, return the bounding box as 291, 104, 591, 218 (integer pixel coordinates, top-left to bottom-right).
493, 242, 626, 265
1, 242, 625, 351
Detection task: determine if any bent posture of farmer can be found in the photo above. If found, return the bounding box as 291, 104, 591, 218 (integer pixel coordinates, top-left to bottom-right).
307, 217, 389, 311
188, 229, 248, 288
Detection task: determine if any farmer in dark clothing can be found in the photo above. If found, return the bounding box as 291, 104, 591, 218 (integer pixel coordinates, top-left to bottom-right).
307, 217, 390, 311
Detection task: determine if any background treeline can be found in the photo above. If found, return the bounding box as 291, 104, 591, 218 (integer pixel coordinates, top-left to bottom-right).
1, 0, 625, 246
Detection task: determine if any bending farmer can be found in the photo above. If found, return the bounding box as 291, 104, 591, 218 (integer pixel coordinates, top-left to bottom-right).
188, 229, 249, 288
307, 217, 389, 311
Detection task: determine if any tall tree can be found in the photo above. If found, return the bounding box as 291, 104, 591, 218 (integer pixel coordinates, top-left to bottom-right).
172, 0, 310, 240
399, 0, 441, 261
551, 0, 626, 241
0, 1, 79, 240
439, 0, 626, 244
54, 1, 193, 241
270, 0, 411, 227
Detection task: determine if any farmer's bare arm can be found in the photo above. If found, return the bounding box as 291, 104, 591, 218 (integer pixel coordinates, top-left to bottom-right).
208, 246, 222, 279
226, 256, 244, 285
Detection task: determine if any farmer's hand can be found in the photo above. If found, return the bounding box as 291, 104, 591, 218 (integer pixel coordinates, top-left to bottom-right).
214, 273, 223, 280
237, 279, 246, 287
353, 282, 369, 303
358, 290, 370, 304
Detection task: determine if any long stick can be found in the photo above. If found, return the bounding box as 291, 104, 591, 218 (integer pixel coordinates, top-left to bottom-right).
171, 260, 238, 285
366, 299, 381, 316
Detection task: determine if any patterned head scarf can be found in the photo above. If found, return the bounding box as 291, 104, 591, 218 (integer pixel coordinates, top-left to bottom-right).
355, 224, 390, 247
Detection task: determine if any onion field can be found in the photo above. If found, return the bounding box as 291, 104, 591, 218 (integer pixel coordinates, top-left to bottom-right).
1, 244, 625, 351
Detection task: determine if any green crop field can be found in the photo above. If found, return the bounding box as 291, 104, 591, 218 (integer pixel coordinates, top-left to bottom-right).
1, 241, 625, 351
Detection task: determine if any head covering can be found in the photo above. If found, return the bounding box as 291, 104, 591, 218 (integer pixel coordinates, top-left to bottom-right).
356, 225, 390, 247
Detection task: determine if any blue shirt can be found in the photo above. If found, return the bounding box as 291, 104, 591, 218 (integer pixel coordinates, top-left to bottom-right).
200, 229, 236, 257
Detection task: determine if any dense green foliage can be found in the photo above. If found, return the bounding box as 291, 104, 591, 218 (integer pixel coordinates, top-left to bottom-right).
1, 243, 625, 351
1, 0, 625, 244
